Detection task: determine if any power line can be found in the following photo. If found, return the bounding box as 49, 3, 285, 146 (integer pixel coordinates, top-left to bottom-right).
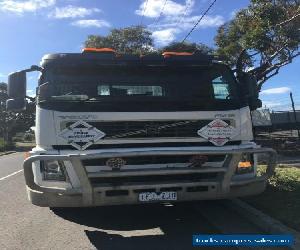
140, 0, 150, 26
152, 0, 191, 40
152, 0, 168, 26
181, 0, 217, 43
151, 0, 190, 34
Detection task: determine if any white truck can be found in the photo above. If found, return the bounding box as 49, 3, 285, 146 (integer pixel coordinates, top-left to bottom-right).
6, 48, 276, 207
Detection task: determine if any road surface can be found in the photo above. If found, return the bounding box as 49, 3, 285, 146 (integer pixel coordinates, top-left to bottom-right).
0, 153, 289, 250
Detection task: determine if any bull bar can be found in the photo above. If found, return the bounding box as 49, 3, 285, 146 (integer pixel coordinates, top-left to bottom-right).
23, 147, 277, 207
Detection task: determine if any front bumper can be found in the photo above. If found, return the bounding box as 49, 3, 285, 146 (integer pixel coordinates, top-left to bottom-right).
23, 147, 276, 207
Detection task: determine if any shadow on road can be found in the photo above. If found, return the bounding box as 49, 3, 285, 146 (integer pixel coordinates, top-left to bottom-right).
51, 201, 230, 250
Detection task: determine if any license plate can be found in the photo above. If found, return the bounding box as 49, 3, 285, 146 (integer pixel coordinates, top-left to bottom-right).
138, 192, 177, 202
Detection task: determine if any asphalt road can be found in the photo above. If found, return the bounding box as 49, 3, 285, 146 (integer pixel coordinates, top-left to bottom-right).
0, 153, 289, 250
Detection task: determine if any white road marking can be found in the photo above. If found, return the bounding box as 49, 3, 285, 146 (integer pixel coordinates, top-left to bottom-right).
0, 169, 23, 181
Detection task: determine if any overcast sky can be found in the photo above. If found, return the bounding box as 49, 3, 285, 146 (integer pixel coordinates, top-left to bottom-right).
0, 0, 299, 110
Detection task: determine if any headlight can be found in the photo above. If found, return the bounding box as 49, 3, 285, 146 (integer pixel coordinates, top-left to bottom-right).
235, 153, 254, 175
40, 160, 67, 181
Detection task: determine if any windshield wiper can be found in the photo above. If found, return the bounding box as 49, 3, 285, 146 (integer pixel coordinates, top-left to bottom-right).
50, 94, 89, 101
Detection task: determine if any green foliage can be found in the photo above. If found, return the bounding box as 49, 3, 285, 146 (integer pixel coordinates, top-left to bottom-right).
0, 83, 35, 143
215, 0, 300, 89
257, 165, 300, 191
269, 166, 300, 191
85, 25, 154, 54
245, 165, 300, 231
23, 132, 35, 142
84, 26, 214, 56
0, 138, 5, 151
0, 137, 15, 151
161, 42, 213, 54
0, 82, 7, 103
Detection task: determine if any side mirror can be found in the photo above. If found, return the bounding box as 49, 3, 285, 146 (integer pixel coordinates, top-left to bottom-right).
6, 98, 26, 111
239, 73, 262, 110
8, 71, 26, 99
6, 71, 27, 111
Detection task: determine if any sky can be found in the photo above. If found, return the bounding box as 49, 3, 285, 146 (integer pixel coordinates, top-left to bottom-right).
0, 0, 299, 110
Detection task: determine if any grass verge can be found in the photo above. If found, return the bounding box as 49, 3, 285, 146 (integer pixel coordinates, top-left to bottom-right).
243, 165, 300, 231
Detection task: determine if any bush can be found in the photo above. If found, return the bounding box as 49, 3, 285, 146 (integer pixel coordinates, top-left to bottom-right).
0, 138, 15, 152
0, 138, 4, 151
244, 166, 300, 231
23, 133, 35, 142
12, 137, 20, 142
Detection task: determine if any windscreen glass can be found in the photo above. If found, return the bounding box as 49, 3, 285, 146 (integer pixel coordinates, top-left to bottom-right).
38, 65, 240, 111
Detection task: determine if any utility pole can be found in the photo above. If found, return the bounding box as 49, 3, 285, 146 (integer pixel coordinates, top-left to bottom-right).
290, 92, 300, 139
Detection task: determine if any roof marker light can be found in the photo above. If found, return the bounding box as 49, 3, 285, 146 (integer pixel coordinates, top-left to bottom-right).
162, 51, 193, 58
82, 48, 116, 53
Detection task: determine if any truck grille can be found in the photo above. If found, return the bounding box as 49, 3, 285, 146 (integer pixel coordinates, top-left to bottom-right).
66, 120, 231, 139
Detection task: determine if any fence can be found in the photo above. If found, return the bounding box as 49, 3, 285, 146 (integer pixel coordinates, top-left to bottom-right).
253, 109, 300, 129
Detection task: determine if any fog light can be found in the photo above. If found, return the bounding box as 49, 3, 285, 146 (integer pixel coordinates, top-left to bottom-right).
236, 154, 254, 175
40, 160, 67, 181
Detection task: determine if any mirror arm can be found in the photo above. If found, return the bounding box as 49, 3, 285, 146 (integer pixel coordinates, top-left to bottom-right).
21, 65, 43, 73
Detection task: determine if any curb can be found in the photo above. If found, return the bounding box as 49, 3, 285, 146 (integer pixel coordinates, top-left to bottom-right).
0, 151, 16, 157
224, 198, 300, 250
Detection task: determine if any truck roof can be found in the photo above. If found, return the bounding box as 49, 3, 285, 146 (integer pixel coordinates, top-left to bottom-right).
40, 52, 225, 69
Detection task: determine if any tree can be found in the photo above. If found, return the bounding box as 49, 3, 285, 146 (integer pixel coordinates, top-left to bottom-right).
0, 82, 7, 103
215, 0, 300, 90
85, 25, 214, 56
0, 82, 35, 145
161, 41, 213, 54
85, 25, 154, 54
0, 83, 8, 141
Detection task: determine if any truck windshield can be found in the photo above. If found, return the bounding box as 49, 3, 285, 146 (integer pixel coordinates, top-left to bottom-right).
38, 64, 241, 111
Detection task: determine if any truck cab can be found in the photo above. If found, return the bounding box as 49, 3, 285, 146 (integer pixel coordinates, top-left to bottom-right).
6, 48, 276, 207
